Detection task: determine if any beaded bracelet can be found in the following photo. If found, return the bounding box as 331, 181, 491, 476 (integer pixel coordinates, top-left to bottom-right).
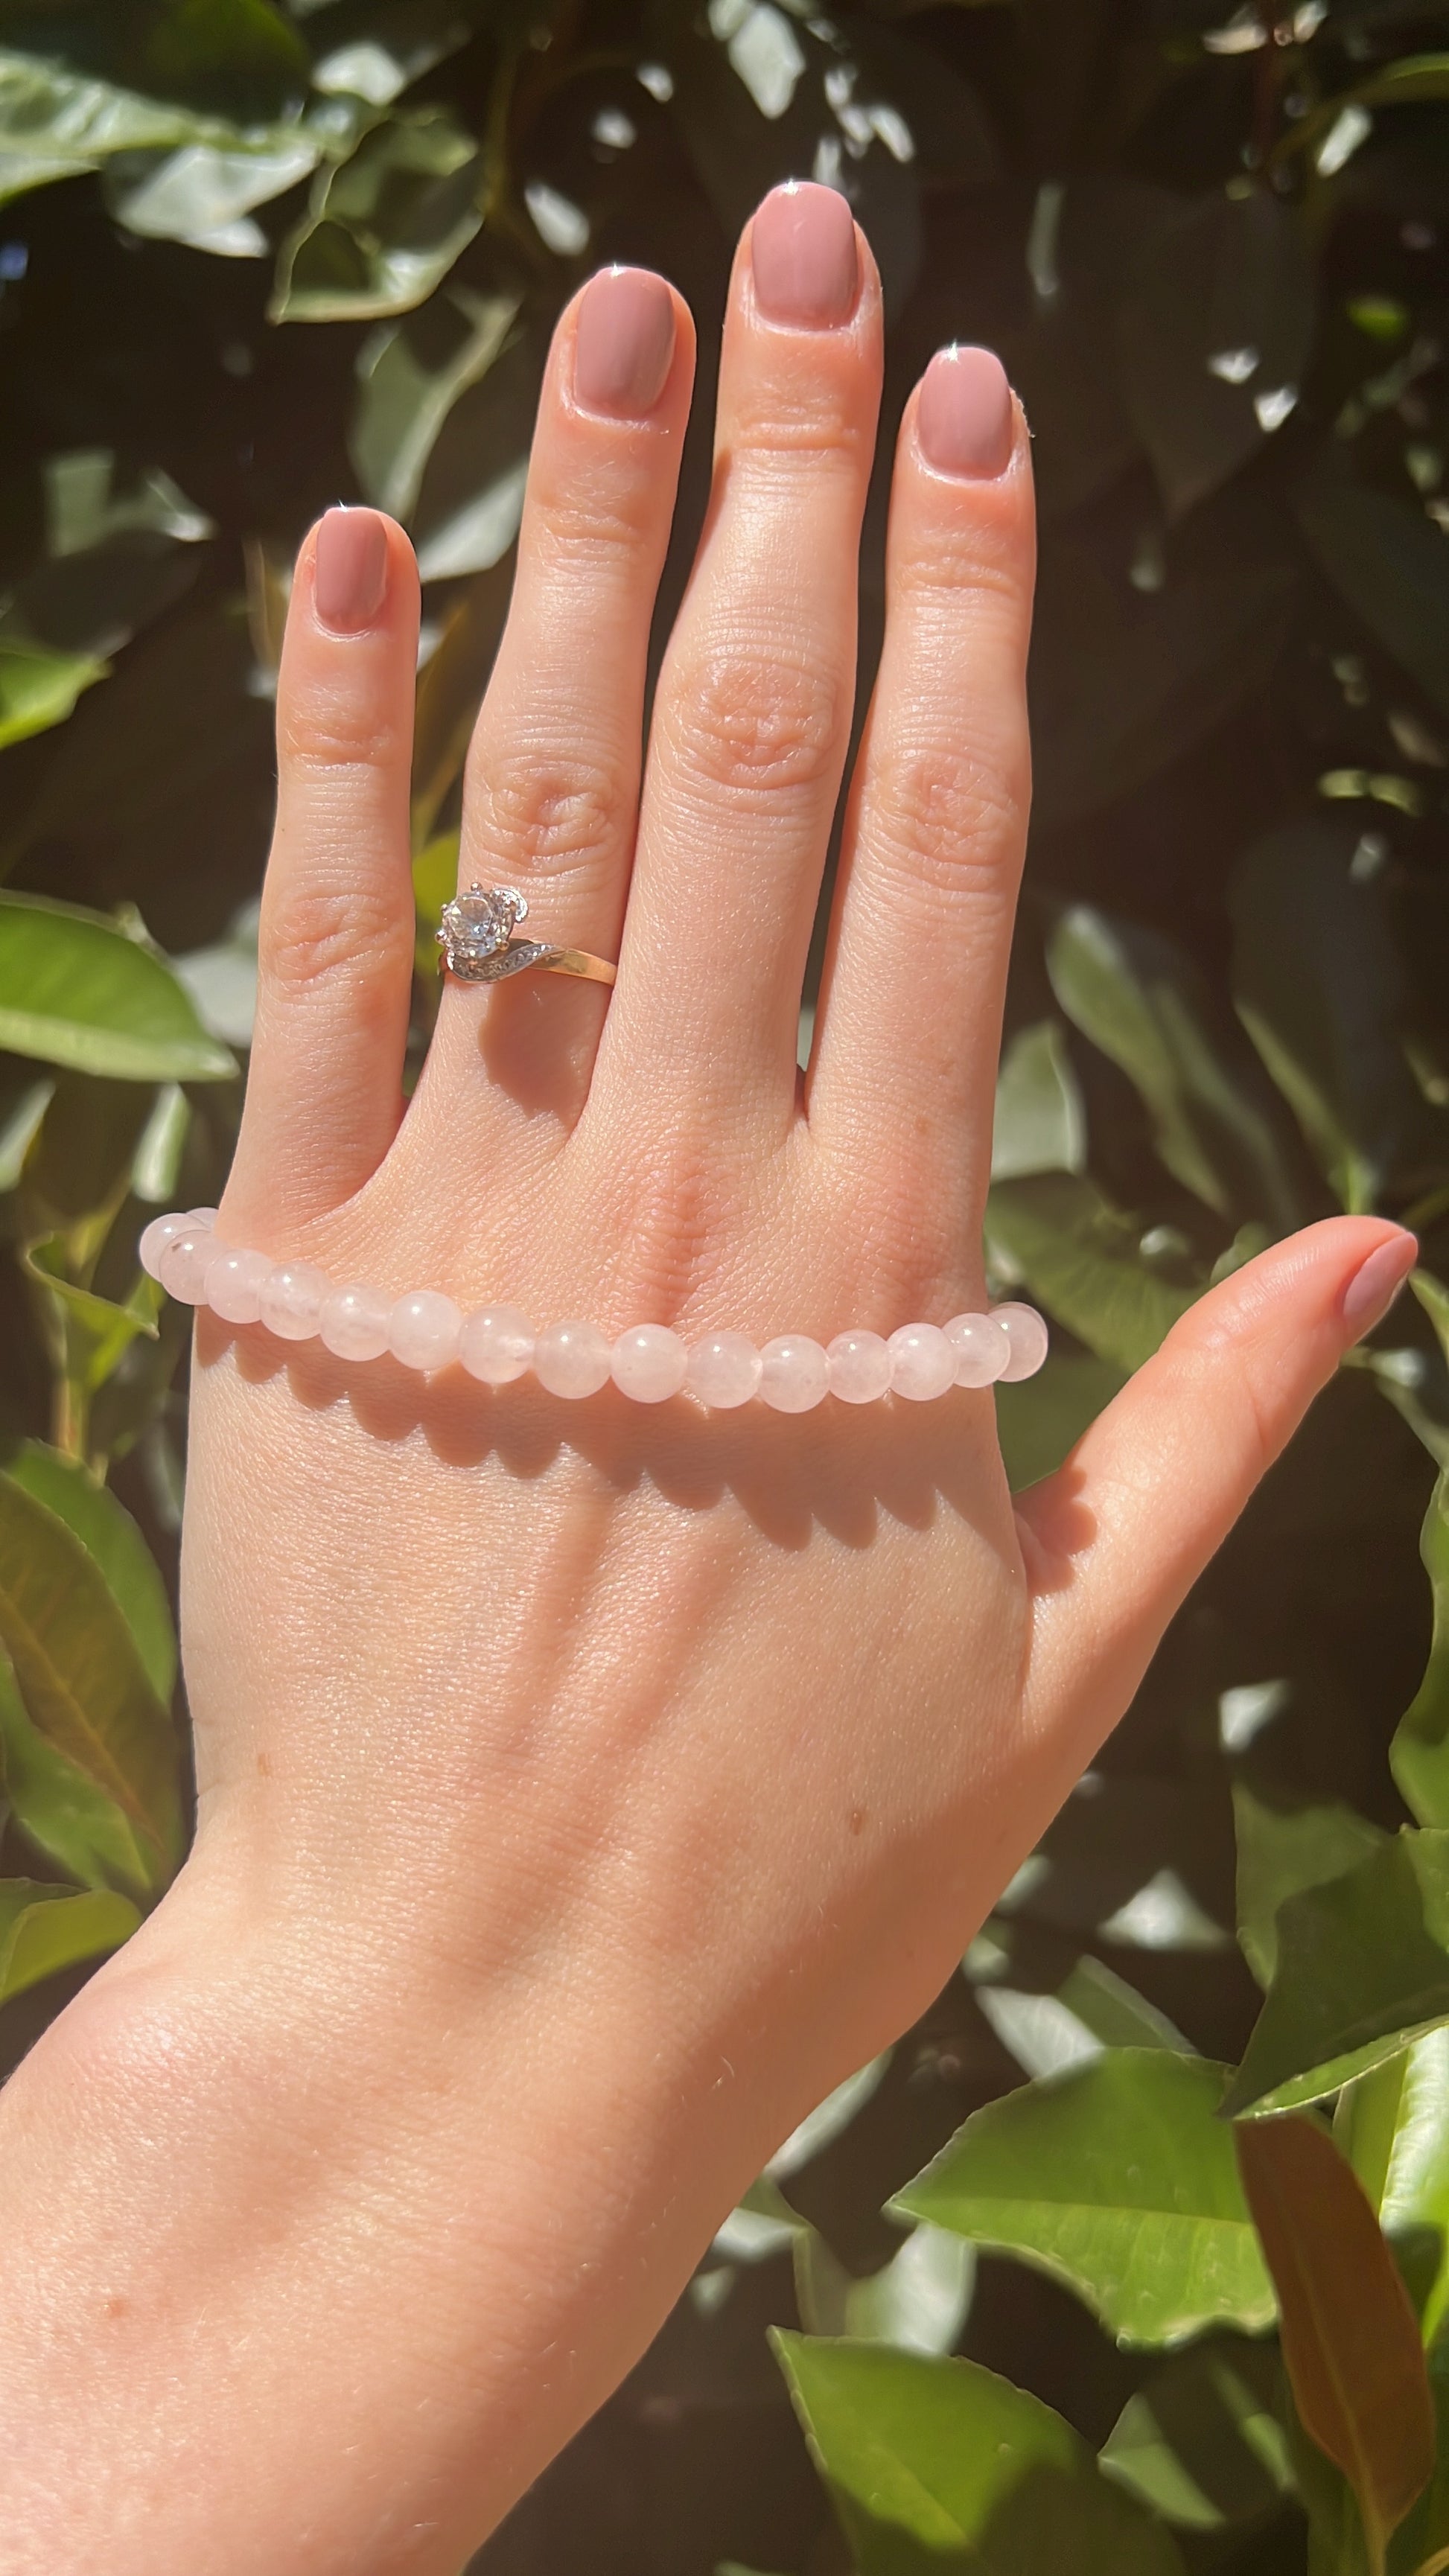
140, 1210, 1048, 1409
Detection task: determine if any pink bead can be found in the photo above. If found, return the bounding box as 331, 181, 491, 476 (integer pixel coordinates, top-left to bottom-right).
686, 1331, 762, 1409
205, 1246, 272, 1325
319, 1283, 392, 1362
946, 1310, 1011, 1389
459, 1305, 535, 1386
389, 1289, 462, 1371
993, 1302, 1049, 1382
759, 1335, 829, 1412
186, 1207, 220, 1226
534, 1319, 612, 1398
827, 1330, 892, 1403
888, 1323, 957, 1400
259, 1262, 331, 1341
159, 1227, 230, 1304
612, 1324, 687, 1403
138, 1211, 193, 1280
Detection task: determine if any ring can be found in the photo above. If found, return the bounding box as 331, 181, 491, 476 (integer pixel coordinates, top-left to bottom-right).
436, 884, 616, 987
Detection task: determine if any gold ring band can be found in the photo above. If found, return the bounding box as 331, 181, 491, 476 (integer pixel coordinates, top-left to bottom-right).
436, 884, 616, 989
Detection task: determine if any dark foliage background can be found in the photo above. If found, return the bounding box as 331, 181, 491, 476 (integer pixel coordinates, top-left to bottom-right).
2, 3, 1449, 2572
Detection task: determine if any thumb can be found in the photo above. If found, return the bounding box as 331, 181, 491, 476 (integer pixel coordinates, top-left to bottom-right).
1017, 1217, 1418, 1767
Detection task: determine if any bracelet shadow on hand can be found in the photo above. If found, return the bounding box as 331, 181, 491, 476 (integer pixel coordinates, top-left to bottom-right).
194, 1314, 1057, 1560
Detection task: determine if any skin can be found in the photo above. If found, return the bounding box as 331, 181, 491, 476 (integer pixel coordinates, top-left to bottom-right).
0, 199, 1415, 2571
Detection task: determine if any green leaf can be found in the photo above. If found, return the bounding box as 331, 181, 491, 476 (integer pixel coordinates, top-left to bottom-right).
104, 130, 322, 256
892, 2052, 1274, 2348
1045, 906, 1303, 1227
351, 284, 520, 523
0, 634, 107, 747
0, 1651, 150, 1897
987, 1173, 1200, 1374
794, 2218, 976, 2356
0, 45, 228, 203
996, 1352, 1126, 1491
772, 2333, 1186, 2574
1296, 465, 1449, 720
1, 1442, 175, 1703
1229, 820, 1434, 1212
0, 1470, 181, 1884
0, 1875, 139, 2005
991, 1020, 1085, 1181
22, 1238, 159, 1394
1100, 2341, 1295, 2531
1393, 1473, 1449, 1829
1236, 2114, 1435, 2571
0, 894, 236, 1082
270, 106, 484, 322
1118, 190, 1316, 519
1226, 1831, 1449, 2117
1234, 1784, 1389, 1990
1337, 2030, 1449, 2346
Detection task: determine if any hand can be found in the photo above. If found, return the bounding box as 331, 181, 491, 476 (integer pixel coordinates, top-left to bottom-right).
1, 184, 1413, 2573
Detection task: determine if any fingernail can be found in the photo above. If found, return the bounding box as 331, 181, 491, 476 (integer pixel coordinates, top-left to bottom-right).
1341, 1231, 1418, 1335
917, 345, 1015, 479
313, 506, 388, 634
751, 180, 859, 329
574, 266, 676, 419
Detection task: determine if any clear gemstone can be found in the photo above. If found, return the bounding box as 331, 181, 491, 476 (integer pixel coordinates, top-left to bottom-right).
439, 884, 526, 971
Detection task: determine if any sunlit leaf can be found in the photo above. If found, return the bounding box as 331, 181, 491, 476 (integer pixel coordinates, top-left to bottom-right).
1392, 1472, 1449, 1829
1, 1441, 175, 1703
270, 106, 485, 322
105, 132, 322, 256
0, 1649, 151, 1897
987, 1173, 1200, 1374
0, 636, 107, 747
1236, 2114, 1434, 2568
0, 894, 235, 1083
350, 285, 519, 521
794, 2217, 976, 2356
0, 1875, 139, 2005
1337, 2029, 1449, 2346
1233, 1783, 1389, 1989
0, 46, 230, 202
991, 1020, 1085, 1181
1101, 2341, 1295, 2531
893, 2052, 1273, 2348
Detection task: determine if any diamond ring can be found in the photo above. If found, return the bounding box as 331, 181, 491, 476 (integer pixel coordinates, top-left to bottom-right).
436, 884, 616, 987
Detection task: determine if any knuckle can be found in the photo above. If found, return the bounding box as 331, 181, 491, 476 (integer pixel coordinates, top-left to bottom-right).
868, 732, 1028, 893
663, 650, 841, 800
465, 747, 622, 882
261, 876, 410, 1004
278, 689, 409, 780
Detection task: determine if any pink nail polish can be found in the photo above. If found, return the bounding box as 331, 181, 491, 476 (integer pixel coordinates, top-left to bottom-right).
751, 180, 859, 329
1341, 1232, 1418, 1335
313, 507, 388, 634
574, 267, 676, 419
917, 345, 1015, 479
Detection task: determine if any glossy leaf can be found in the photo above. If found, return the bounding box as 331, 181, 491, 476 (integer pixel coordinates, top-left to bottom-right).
1236, 2114, 1434, 2569
794, 2219, 975, 2357
772, 2334, 1185, 2574
987, 1173, 1199, 1374
0, 46, 229, 202
1045, 906, 1302, 1226
1337, 2030, 1449, 2347
351, 285, 519, 522
1, 1441, 175, 1703
1296, 465, 1449, 718
0, 1875, 139, 2005
995, 1353, 1125, 1491
0, 894, 235, 1082
1226, 1831, 1449, 2117
991, 1020, 1085, 1181
0, 1470, 180, 1884
105, 131, 322, 257
271, 106, 485, 322
1393, 1473, 1449, 1829
1234, 1783, 1389, 1990
0, 634, 107, 747
22, 1240, 159, 1395
892, 2052, 1274, 2348
0, 1651, 151, 1897
1101, 2340, 1294, 2531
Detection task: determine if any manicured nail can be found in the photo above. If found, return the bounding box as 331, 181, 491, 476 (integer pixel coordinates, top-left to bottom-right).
574, 266, 676, 419
1341, 1231, 1418, 1335
751, 180, 859, 328
313, 507, 388, 634
917, 345, 1015, 479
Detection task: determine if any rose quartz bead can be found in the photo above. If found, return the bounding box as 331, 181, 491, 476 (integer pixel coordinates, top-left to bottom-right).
992, 1301, 1049, 1382
159, 1227, 231, 1304
888, 1322, 957, 1400
319, 1283, 392, 1362
205, 1246, 272, 1325
534, 1319, 612, 1398
685, 1331, 762, 1409
827, 1329, 892, 1403
759, 1335, 829, 1412
259, 1261, 331, 1341
138, 1211, 194, 1279
186, 1207, 220, 1226
389, 1289, 462, 1371
612, 1324, 687, 1403
946, 1310, 1011, 1389
459, 1305, 535, 1386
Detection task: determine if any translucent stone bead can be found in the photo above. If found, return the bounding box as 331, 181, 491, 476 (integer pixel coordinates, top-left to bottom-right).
946, 1310, 1011, 1389
319, 1283, 392, 1362
992, 1302, 1049, 1383
459, 1305, 535, 1386
159, 1227, 230, 1304
186, 1207, 220, 1227
535, 1319, 612, 1398
888, 1322, 957, 1400
259, 1262, 331, 1341
612, 1324, 687, 1403
206, 1246, 273, 1325
685, 1331, 762, 1409
389, 1289, 462, 1371
759, 1335, 829, 1412
138, 1211, 194, 1280
827, 1329, 892, 1403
